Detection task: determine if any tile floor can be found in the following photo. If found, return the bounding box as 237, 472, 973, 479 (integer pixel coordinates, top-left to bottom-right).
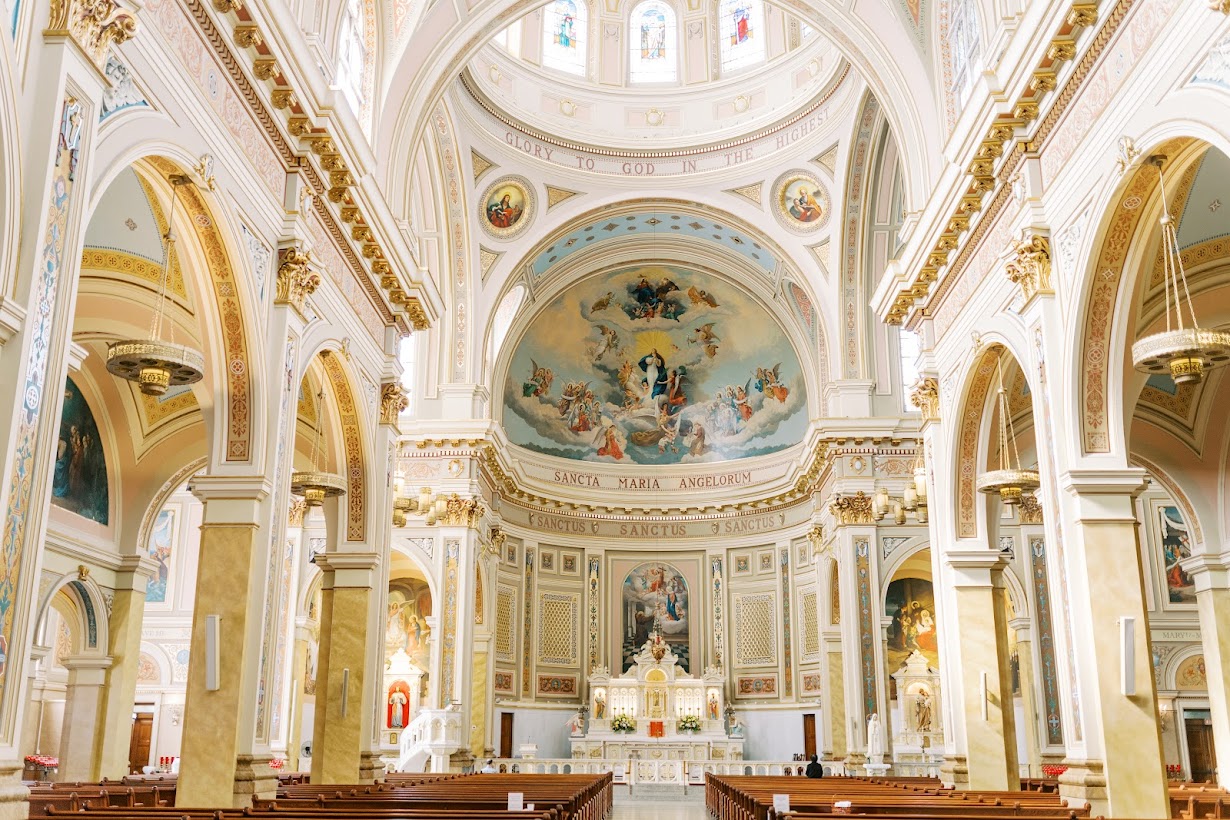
610, 791, 708, 819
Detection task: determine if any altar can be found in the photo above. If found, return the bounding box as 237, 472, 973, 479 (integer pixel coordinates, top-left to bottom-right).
570, 633, 744, 761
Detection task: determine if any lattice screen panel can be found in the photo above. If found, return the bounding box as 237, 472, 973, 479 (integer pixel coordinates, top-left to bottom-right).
537, 592, 579, 666
496, 586, 518, 663
801, 588, 820, 660
734, 592, 777, 667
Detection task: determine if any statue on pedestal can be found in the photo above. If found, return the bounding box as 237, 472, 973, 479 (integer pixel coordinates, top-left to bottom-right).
866, 713, 884, 764
567, 711, 585, 737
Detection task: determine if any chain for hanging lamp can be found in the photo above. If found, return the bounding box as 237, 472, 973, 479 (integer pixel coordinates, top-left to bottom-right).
1131, 155, 1230, 385
290, 384, 347, 506
976, 352, 1040, 505
105, 174, 205, 396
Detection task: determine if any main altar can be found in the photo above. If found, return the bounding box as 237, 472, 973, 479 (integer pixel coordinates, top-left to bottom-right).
570, 634, 744, 761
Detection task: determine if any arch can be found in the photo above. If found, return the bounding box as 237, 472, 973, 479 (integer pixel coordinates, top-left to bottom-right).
33, 571, 111, 655
82, 147, 262, 468
1129, 453, 1205, 549
135, 457, 208, 561
311, 347, 369, 544
880, 537, 931, 584
1165, 644, 1207, 692
137, 642, 171, 686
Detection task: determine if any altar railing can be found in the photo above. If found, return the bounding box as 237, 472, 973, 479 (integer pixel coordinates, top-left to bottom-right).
488, 757, 849, 784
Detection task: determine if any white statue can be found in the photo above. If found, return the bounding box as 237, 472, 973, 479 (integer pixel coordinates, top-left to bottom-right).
567, 711, 585, 737
866, 713, 884, 763
728, 712, 745, 739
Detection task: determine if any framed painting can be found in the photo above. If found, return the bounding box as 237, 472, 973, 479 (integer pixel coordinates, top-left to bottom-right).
479, 176, 534, 240
772, 171, 829, 233
51, 377, 109, 524
1157, 504, 1195, 605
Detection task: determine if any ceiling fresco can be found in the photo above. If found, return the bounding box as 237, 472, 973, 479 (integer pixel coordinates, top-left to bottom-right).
501, 265, 808, 465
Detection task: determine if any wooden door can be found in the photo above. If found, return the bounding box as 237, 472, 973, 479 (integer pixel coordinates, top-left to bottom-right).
802, 713, 817, 760
128, 714, 153, 774
499, 713, 513, 759
1186, 716, 1217, 783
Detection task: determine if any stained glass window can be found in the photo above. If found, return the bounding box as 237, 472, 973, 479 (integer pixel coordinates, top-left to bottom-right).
336, 0, 367, 114
542, 0, 587, 76
718, 0, 764, 73
629, 0, 677, 83
947, 0, 982, 113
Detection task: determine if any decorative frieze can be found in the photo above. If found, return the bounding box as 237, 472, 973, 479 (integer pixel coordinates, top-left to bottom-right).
909, 377, 940, 421
274, 246, 320, 316
1004, 234, 1053, 301
47, 0, 139, 69
829, 491, 875, 525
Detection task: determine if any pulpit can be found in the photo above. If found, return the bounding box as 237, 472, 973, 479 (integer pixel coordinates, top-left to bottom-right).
570, 634, 743, 761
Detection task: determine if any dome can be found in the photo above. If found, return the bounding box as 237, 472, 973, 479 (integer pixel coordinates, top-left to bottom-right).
466, 0, 843, 149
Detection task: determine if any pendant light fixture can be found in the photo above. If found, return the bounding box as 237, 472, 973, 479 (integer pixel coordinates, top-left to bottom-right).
290, 387, 347, 507
106, 174, 205, 396
976, 352, 1039, 505
1131, 155, 1230, 385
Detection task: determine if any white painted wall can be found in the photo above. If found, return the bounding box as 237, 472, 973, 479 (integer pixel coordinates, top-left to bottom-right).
741, 709, 814, 760
500, 706, 576, 759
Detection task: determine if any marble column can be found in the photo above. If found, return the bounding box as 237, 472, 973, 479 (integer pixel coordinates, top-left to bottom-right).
0, 31, 110, 818
285, 621, 312, 773
176, 476, 275, 808
1180, 551, 1230, 790
97, 556, 155, 778
944, 549, 1018, 791
1009, 618, 1041, 778
310, 553, 379, 784
57, 657, 112, 782
1058, 470, 1167, 818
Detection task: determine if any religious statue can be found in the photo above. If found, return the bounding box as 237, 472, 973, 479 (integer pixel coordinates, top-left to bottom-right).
915, 690, 933, 733
728, 712, 745, 739
866, 713, 884, 764
388, 686, 409, 729
594, 692, 606, 719
649, 687, 665, 717
567, 711, 585, 737
708, 692, 720, 721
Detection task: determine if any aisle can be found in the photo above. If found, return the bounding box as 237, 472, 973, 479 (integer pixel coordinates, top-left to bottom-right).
610, 788, 708, 819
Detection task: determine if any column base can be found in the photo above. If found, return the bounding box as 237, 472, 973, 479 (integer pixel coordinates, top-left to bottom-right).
843, 752, 866, 777
232, 754, 278, 808
0, 761, 28, 820
939, 756, 969, 789
358, 751, 384, 783
449, 749, 475, 773
1058, 760, 1107, 815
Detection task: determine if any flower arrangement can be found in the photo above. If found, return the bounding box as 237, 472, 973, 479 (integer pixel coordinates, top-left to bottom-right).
678, 714, 701, 732
269, 758, 285, 771
1040, 764, 1068, 778
611, 714, 636, 733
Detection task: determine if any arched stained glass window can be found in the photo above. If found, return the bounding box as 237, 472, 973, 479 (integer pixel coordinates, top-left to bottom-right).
336, 0, 367, 114
542, 0, 587, 76
628, 0, 677, 83
947, 0, 982, 113
718, 0, 764, 73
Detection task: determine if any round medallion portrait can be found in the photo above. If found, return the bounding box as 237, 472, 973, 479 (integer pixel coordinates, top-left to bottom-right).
479, 176, 535, 240
772, 171, 830, 233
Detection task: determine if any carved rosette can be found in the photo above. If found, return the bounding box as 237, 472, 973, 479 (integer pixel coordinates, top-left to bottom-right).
909, 377, 940, 422
440, 494, 483, 528
1004, 234, 1053, 301
48, 0, 139, 69
1018, 493, 1044, 525
379, 382, 408, 425
275, 246, 320, 316
829, 491, 875, 526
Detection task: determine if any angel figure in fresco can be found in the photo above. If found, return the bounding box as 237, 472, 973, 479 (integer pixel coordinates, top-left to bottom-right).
754, 364, 789, 402
595, 421, 625, 460
590, 324, 620, 362
788, 188, 823, 223
688, 323, 721, 359
590, 292, 614, 314
687, 286, 719, 307
522, 361, 554, 398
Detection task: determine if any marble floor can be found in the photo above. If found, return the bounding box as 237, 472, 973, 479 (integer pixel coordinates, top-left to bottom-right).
610, 790, 708, 819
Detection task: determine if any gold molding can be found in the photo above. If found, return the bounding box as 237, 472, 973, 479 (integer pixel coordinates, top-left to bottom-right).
910, 377, 940, 421
829, 491, 875, 526
274, 245, 320, 316
379, 382, 408, 425
1004, 234, 1053, 302
47, 0, 138, 69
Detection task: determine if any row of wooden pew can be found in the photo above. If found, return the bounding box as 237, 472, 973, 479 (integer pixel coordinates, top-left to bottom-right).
28, 771, 612, 820
1172, 783, 1230, 819
705, 774, 1092, 820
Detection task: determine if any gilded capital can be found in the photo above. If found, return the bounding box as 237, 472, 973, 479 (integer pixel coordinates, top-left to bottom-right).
483, 526, 507, 559
1212, 0, 1230, 12
275, 245, 320, 316
829, 491, 875, 526
1005, 234, 1052, 301
909, 377, 940, 421
805, 524, 824, 551
379, 382, 408, 425
440, 494, 483, 528
47, 0, 139, 69
287, 498, 307, 528
1018, 493, 1044, 525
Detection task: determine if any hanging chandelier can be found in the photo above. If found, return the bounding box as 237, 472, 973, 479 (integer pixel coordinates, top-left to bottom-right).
106, 174, 205, 396
289, 387, 347, 507
976, 352, 1039, 505
1131, 155, 1230, 385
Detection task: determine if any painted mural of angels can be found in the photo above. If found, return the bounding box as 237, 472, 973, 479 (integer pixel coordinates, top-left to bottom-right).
522, 360, 554, 398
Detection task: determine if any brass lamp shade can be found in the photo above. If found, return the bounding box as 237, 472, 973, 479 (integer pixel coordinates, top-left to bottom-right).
1132, 328, 1230, 386
289, 470, 347, 506
977, 469, 1041, 505
106, 340, 205, 396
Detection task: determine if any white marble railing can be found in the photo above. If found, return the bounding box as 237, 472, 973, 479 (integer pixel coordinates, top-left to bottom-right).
489, 758, 850, 783
396, 709, 464, 772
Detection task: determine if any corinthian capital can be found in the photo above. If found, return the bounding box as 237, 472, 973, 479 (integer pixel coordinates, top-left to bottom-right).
275, 245, 320, 316
48, 0, 139, 69
379, 382, 408, 425
1004, 234, 1053, 301
909, 377, 940, 422
829, 491, 875, 526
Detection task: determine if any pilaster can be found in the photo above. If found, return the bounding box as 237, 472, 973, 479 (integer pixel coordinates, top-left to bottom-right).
97, 555, 157, 778
1180, 550, 1230, 790
57, 656, 113, 782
